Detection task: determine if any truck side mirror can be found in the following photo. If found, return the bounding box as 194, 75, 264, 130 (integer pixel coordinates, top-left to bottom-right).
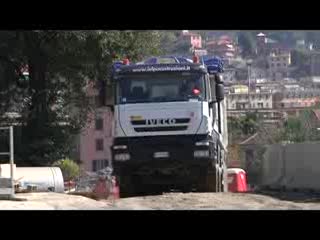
216, 83, 225, 102
215, 73, 224, 84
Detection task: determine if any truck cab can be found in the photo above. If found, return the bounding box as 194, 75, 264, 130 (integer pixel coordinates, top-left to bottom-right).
111, 56, 227, 197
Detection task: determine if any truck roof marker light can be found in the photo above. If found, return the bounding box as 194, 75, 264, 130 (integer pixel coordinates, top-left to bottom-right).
193, 55, 200, 63
193, 88, 201, 95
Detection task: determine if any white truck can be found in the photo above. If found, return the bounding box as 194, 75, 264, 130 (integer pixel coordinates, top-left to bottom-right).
110, 56, 228, 197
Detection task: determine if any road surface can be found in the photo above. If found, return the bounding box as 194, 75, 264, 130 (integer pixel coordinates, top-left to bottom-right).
1, 191, 320, 210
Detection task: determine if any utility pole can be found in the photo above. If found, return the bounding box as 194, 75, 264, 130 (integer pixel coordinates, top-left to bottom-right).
247, 59, 253, 109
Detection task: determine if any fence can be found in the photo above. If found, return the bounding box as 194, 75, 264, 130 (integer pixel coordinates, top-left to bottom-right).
259, 142, 320, 191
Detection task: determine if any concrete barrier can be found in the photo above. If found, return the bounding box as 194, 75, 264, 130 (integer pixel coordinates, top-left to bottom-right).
260, 142, 320, 191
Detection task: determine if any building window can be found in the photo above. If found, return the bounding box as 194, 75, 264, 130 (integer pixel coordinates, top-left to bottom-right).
92, 159, 109, 172
266, 102, 269, 107
95, 118, 103, 130
277, 63, 281, 67
96, 139, 104, 151
258, 103, 263, 108
283, 63, 287, 67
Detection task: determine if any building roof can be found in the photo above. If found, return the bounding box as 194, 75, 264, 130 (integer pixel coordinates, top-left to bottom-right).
257, 32, 266, 37
218, 39, 232, 45
239, 133, 259, 145
227, 168, 245, 174
206, 40, 216, 46
219, 35, 233, 41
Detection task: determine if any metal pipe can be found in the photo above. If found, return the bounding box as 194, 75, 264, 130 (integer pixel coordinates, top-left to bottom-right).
9, 126, 14, 198
15, 167, 64, 193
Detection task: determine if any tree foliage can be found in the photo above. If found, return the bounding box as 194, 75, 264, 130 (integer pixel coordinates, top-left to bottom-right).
291, 49, 311, 77
237, 32, 256, 58
228, 112, 260, 144
53, 158, 80, 181
278, 109, 320, 143
0, 30, 161, 165
281, 117, 306, 142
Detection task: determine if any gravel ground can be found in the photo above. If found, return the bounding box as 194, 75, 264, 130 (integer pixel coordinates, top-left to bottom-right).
112, 192, 320, 210
1, 191, 320, 210
0, 192, 114, 210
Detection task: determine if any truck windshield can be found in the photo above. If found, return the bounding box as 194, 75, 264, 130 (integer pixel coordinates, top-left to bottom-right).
116, 73, 206, 104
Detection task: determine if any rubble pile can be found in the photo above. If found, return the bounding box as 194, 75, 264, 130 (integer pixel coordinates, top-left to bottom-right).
74, 167, 115, 199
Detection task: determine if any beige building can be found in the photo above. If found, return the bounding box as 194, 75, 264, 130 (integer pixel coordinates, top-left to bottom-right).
226, 90, 279, 124
227, 91, 273, 110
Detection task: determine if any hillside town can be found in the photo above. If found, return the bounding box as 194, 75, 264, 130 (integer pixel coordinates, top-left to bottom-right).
2, 30, 320, 209
72, 31, 320, 174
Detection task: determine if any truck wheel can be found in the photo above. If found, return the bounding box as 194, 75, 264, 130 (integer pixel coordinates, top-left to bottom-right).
222, 163, 228, 192
198, 163, 219, 192
119, 174, 135, 198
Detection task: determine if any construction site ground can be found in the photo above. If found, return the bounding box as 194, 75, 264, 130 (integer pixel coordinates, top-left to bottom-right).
1, 191, 320, 210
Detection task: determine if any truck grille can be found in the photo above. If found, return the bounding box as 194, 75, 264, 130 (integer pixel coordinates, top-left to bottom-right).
131, 118, 190, 125
132, 118, 190, 132
134, 126, 188, 132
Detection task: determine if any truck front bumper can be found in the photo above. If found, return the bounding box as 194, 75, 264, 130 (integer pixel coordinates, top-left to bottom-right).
111, 134, 217, 175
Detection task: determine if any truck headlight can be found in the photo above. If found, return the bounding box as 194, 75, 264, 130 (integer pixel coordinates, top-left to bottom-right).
195, 141, 210, 146
114, 153, 130, 161
113, 145, 127, 150
194, 150, 210, 158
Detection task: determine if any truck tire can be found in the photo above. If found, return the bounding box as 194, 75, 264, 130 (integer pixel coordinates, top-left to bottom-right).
119, 174, 135, 198
222, 162, 228, 192
198, 163, 218, 192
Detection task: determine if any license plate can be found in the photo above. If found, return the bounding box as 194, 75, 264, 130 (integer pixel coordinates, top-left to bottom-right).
154, 152, 169, 158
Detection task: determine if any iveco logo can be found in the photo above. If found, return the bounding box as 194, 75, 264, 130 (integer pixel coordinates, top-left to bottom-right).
146, 118, 176, 125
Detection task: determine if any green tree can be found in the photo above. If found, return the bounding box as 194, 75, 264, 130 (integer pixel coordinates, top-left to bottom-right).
281, 117, 306, 143
158, 31, 178, 55
291, 49, 311, 77
53, 158, 80, 181
227, 112, 260, 144
240, 112, 259, 135
237, 32, 256, 58
0, 30, 161, 166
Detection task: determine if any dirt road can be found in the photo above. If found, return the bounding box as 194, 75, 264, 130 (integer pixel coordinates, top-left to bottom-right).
1, 191, 320, 210
112, 191, 320, 210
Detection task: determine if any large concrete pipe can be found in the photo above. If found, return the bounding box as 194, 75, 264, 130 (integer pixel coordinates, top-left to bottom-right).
15, 167, 64, 193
